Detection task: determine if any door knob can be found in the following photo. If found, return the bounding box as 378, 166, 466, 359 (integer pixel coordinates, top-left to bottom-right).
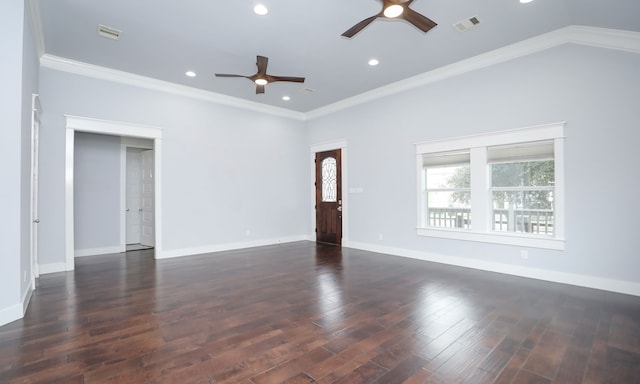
126, 208, 130, 212
337, 206, 342, 212
33, 219, 40, 223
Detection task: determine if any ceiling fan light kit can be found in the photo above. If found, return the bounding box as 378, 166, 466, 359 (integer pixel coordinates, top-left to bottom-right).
342, 0, 438, 38
384, 4, 404, 18
215, 55, 305, 94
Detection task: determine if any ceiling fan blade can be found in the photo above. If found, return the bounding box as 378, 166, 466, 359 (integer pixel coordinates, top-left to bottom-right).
215, 73, 247, 78
256, 84, 265, 94
402, 7, 437, 32
256, 55, 269, 76
268, 76, 305, 83
341, 15, 378, 38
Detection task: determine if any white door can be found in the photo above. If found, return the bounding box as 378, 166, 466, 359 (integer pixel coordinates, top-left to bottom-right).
30, 95, 41, 285
125, 149, 142, 244
140, 149, 155, 246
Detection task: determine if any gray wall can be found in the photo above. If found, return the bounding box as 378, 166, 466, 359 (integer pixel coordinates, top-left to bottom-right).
0, 0, 24, 316
38, 68, 309, 265
0, 0, 39, 324
74, 132, 121, 251
306, 44, 640, 285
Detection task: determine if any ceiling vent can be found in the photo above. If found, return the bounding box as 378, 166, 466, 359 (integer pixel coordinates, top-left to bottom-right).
453, 16, 481, 32
97, 24, 122, 40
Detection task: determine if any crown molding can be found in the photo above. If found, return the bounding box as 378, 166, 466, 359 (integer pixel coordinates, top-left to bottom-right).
26, 0, 45, 57
37, 25, 638, 122
305, 26, 640, 120
40, 55, 307, 121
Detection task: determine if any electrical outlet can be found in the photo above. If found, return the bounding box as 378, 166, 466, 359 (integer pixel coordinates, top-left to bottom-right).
520, 250, 529, 259
23, 270, 27, 283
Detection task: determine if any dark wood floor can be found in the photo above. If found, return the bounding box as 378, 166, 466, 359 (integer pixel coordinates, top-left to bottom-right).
1, 242, 639, 383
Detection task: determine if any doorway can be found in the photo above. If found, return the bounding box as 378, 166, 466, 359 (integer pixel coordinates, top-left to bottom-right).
65, 116, 163, 270
315, 149, 343, 245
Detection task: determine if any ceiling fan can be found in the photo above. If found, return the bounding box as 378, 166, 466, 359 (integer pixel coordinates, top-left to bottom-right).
342, 0, 437, 38
215, 55, 305, 94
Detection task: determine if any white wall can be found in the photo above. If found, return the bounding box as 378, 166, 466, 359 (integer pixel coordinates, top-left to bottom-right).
306, 44, 640, 293
0, 0, 39, 326
38, 68, 309, 266
74, 132, 121, 253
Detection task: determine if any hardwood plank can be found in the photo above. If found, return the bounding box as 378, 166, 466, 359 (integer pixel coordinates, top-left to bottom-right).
0, 242, 638, 383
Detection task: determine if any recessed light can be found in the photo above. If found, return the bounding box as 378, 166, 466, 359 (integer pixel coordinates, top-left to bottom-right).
282, 96, 291, 101
185, 71, 196, 77
383, 5, 404, 18
368, 59, 379, 66
520, 0, 534, 3
254, 4, 268, 15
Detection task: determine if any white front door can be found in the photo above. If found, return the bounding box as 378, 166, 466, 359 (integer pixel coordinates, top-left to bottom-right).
140, 149, 155, 247
125, 149, 142, 244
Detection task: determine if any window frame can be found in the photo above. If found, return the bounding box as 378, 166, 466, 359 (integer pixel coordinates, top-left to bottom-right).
415, 122, 565, 250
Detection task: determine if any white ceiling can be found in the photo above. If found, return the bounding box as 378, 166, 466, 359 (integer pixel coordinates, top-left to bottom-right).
34, 0, 640, 113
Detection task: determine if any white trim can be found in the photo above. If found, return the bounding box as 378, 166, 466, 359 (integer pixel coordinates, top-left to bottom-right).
0, 304, 23, 327
415, 122, 566, 154
75, 246, 123, 258
158, 235, 310, 260
39, 262, 68, 275
65, 116, 164, 267
121, 137, 154, 149
348, 242, 640, 297
40, 55, 306, 121
120, 144, 126, 251
306, 26, 640, 120
309, 140, 349, 245
35, 27, 638, 121
64, 127, 75, 271
416, 123, 566, 250
22, 283, 34, 317
66, 115, 162, 139
566, 25, 640, 54
416, 228, 565, 250
26, 0, 45, 57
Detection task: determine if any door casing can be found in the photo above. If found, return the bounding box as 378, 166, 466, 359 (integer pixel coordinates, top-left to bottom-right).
65, 116, 163, 270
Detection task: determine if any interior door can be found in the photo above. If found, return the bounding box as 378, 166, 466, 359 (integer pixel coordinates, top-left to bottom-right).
315, 149, 342, 245
125, 148, 142, 244
140, 149, 155, 247
30, 95, 41, 284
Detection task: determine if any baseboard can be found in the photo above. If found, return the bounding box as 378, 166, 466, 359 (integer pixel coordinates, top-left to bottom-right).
22, 282, 34, 316
348, 241, 640, 297
157, 235, 310, 260
0, 281, 36, 327
39, 262, 68, 275
74, 245, 124, 257
0, 303, 23, 327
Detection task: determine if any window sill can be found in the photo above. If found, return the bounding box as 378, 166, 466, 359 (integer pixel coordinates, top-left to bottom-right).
416, 227, 565, 250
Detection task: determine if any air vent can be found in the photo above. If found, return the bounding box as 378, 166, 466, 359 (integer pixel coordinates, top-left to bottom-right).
97, 24, 122, 40
453, 16, 481, 32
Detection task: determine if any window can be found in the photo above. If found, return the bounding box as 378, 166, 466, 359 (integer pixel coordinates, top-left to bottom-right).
416, 123, 565, 250
489, 141, 555, 236
422, 151, 471, 229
